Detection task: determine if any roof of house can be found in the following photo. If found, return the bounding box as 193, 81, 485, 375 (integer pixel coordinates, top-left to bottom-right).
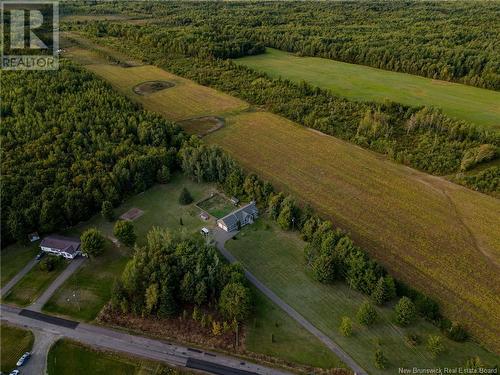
40, 235, 81, 255
217, 201, 258, 229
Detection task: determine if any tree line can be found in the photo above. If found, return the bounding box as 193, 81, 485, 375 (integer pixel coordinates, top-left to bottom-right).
111, 226, 252, 323
63, 1, 500, 90
71, 24, 499, 194
0, 62, 183, 246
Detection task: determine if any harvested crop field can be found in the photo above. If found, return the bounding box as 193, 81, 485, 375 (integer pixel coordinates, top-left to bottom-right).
85, 64, 248, 121
206, 111, 500, 351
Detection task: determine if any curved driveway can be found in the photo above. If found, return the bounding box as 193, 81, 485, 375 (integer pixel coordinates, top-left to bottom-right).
212, 228, 366, 375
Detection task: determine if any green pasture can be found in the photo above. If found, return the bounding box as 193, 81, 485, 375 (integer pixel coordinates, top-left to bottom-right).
236, 48, 500, 130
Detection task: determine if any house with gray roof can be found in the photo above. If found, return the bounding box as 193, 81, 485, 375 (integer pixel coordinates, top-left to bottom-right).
217, 201, 258, 232
40, 235, 82, 259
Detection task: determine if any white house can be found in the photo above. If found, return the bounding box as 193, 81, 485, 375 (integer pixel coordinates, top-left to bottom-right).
40, 235, 81, 259
217, 201, 258, 232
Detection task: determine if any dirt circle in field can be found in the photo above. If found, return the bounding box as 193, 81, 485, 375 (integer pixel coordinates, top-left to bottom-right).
133, 80, 175, 95
178, 116, 225, 137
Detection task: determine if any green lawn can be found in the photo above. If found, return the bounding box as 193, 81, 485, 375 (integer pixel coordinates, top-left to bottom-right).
226, 218, 499, 374
197, 193, 235, 218
2, 257, 68, 307
43, 241, 129, 321
42, 175, 217, 321
248, 285, 344, 369
47, 339, 181, 375
236, 48, 500, 130
1, 323, 34, 373
1, 242, 38, 288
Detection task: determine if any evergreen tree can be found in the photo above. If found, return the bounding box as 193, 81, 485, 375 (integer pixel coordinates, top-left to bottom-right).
394, 297, 417, 326
101, 200, 114, 222
157, 165, 171, 184
371, 276, 396, 305
158, 285, 177, 318
374, 349, 388, 369
179, 187, 193, 205
277, 196, 295, 230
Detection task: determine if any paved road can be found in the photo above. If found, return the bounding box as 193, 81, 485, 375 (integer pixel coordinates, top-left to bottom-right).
1, 258, 38, 297
212, 228, 366, 375
1, 304, 289, 375
29, 257, 86, 312
22, 330, 58, 375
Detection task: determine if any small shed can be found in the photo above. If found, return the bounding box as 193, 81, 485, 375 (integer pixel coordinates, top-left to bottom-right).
200, 212, 209, 221
230, 197, 239, 206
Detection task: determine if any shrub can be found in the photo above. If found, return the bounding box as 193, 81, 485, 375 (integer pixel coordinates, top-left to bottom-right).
39, 255, 61, 272
357, 301, 378, 326
212, 321, 223, 336
371, 276, 396, 305
464, 357, 484, 369
404, 333, 421, 347
81, 228, 105, 257
178, 187, 193, 205
374, 349, 388, 370
446, 322, 468, 342
113, 220, 136, 247
394, 297, 417, 326
460, 144, 496, 171
339, 316, 353, 337
426, 335, 445, 358
414, 294, 440, 322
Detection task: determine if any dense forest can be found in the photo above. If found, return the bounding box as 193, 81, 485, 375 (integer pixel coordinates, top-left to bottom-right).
67, 21, 500, 194
63, 1, 500, 90
0, 62, 183, 245
112, 226, 251, 322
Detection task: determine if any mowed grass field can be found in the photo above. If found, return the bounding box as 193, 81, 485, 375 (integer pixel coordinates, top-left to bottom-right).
236, 48, 500, 130
248, 285, 344, 369
206, 111, 500, 351
1, 243, 38, 288
2, 258, 68, 307
226, 219, 499, 373
0, 324, 34, 373
47, 339, 176, 375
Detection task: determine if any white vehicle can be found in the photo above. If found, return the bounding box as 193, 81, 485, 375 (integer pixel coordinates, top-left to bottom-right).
16, 351, 30, 366
9, 370, 20, 375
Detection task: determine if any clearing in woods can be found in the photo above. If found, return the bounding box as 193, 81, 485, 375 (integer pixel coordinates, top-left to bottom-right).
63, 37, 500, 352
236, 48, 500, 130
